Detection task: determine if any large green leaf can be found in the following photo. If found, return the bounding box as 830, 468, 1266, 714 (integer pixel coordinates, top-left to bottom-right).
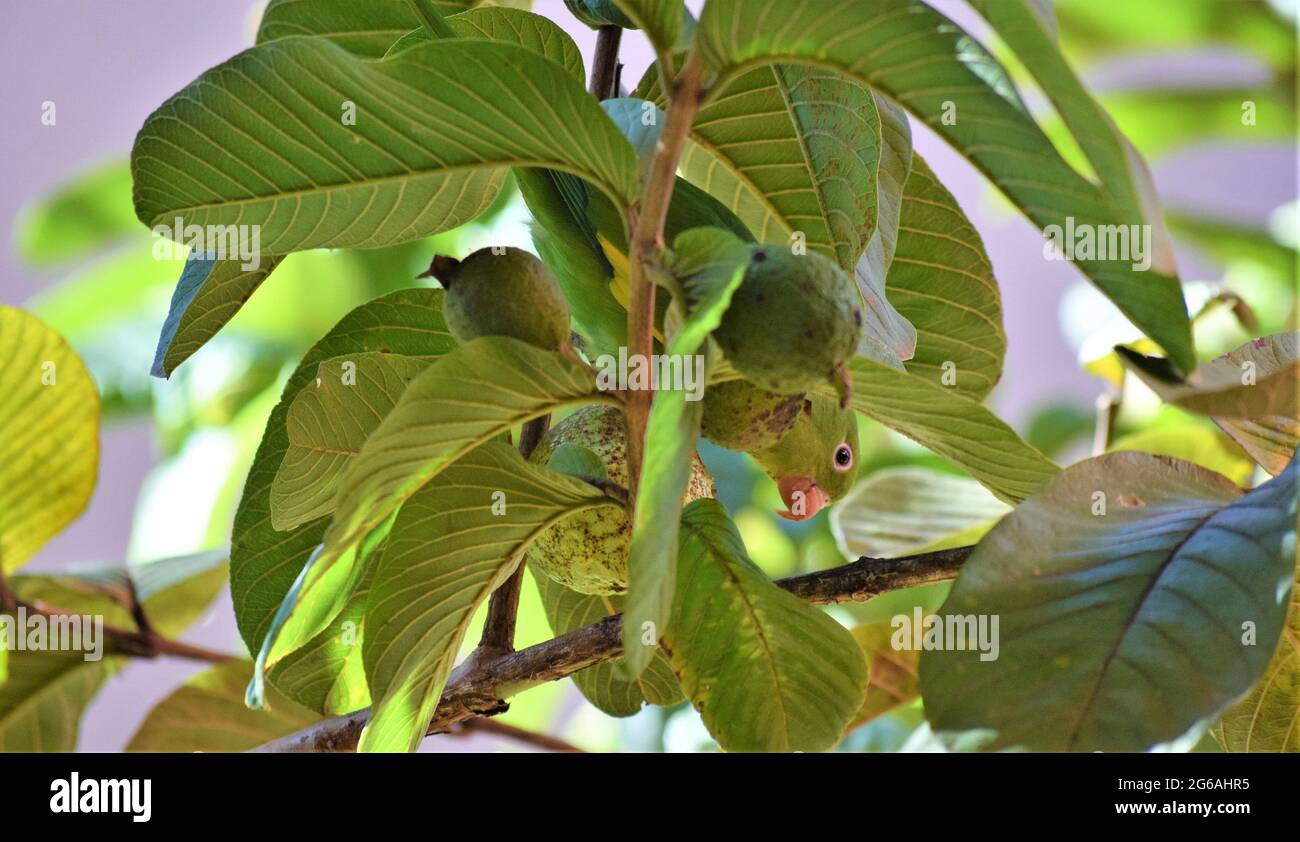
384, 7, 587, 82
830, 466, 1010, 560
922, 452, 1300, 752
970, 0, 1175, 257
844, 357, 1059, 505
886, 156, 1005, 399
131, 38, 639, 255
230, 289, 455, 675
0, 307, 100, 572
271, 352, 432, 531
532, 571, 682, 716
667, 500, 868, 751
14, 161, 137, 266
150, 254, 285, 378
621, 228, 745, 677
1216, 554, 1300, 752
694, 0, 1194, 374
257, 0, 472, 55
128, 660, 323, 751
360, 443, 618, 752
639, 62, 881, 271
266, 338, 608, 670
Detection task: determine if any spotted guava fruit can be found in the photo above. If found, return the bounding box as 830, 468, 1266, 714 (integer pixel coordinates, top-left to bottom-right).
700, 378, 805, 452
427, 247, 570, 351
711, 245, 862, 396
526, 405, 714, 595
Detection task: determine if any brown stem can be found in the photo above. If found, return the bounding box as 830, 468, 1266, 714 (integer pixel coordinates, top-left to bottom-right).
9, 596, 233, 664
589, 25, 623, 101
253, 544, 973, 752
452, 717, 585, 752
624, 50, 706, 491
478, 415, 552, 653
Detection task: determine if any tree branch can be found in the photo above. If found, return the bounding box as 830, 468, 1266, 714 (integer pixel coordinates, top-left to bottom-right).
8, 595, 233, 664
589, 25, 623, 101
624, 49, 706, 489
253, 544, 973, 752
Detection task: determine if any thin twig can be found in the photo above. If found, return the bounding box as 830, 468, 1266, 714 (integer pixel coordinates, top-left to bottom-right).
253, 544, 974, 752
9, 596, 233, 664
452, 717, 585, 753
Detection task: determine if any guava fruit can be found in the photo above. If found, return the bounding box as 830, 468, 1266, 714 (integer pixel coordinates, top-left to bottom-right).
526, 405, 714, 595
700, 378, 804, 452
712, 246, 862, 397
427, 247, 571, 350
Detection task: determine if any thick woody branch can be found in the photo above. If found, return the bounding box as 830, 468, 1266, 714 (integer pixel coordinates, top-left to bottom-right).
253, 544, 973, 752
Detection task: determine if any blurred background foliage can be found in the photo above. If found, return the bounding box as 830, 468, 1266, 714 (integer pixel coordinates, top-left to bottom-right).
7, 0, 1297, 752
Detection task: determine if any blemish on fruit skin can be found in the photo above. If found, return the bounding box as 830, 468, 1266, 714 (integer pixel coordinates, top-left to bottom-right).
1116, 494, 1144, 508
527, 405, 713, 596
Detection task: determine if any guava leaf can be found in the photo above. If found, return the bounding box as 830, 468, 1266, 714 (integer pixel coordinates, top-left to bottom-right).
14, 161, 137, 267
360, 443, 617, 752
850, 621, 921, 730
844, 357, 1059, 505
128, 660, 323, 752
921, 452, 1299, 752
0, 306, 99, 572
230, 289, 455, 689
830, 467, 1010, 560
667, 499, 868, 751
532, 571, 682, 716
886, 156, 1005, 399
694, 0, 1194, 374
1215, 554, 1300, 752
268, 338, 608, 672
271, 352, 432, 531
131, 38, 639, 254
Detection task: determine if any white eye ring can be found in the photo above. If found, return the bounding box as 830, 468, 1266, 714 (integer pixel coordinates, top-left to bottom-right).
832, 443, 854, 472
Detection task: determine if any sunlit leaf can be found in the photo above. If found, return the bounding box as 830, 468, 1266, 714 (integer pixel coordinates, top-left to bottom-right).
0, 307, 99, 572
667, 499, 868, 751
360, 443, 617, 752
271, 352, 431, 531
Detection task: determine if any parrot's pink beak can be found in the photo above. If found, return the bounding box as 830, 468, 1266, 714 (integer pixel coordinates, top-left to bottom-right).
775, 476, 831, 521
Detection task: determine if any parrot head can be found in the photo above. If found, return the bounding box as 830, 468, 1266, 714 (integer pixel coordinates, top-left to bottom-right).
752, 394, 859, 521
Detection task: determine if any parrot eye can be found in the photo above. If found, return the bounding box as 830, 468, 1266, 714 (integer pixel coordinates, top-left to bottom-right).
833, 443, 854, 471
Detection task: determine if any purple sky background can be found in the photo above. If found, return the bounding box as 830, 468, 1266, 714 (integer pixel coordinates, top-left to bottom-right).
0, 1, 1292, 750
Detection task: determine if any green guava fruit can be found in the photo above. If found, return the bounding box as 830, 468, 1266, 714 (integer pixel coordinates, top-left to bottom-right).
700, 378, 804, 452
526, 405, 714, 595
712, 246, 862, 396
427, 247, 571, 350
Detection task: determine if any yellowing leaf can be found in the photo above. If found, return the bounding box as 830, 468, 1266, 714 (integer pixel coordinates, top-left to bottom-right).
0, 306, 99, 572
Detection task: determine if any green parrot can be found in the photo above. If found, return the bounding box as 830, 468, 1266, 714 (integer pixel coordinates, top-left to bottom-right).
515, 168, 752, 357
751, 393, 860, 522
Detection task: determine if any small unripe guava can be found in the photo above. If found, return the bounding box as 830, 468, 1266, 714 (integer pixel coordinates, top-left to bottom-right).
712, 246, 862, 395
526, 405, 714, 596
429, 247, 571, 350
700, 379, 804, 452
